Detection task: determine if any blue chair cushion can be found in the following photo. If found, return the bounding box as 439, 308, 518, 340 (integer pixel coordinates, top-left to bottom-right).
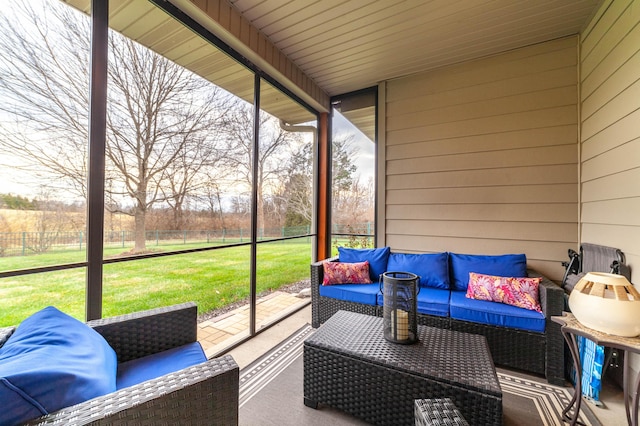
377, 287, 450, 317
319, 283, 381, 306
338, 246, 390, 281
0, 307, 117, 426
449, 291, 545, 333
449, 253, 527, 291
117, 341, 207, 389
387, 252, 449, 289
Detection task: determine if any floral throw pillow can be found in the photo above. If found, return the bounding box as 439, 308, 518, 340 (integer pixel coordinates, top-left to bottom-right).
466, 272, 542, 312
323, 261, 373, 285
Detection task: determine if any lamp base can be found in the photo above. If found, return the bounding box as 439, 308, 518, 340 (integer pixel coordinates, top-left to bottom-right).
569, 272, 640, 337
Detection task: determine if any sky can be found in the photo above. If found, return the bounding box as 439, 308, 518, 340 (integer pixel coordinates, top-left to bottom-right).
333, 111, 375, 184
0, 0, 376, 202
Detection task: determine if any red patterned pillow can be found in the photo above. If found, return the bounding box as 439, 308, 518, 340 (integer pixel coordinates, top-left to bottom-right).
322, 261, 373, 285
466, 272, 542, 312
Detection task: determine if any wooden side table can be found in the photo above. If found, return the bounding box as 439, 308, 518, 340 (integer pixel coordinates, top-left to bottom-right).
552, 312, 640, 426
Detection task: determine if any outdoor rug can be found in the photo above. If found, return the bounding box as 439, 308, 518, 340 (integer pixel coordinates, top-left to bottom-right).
239, 325, 601, 426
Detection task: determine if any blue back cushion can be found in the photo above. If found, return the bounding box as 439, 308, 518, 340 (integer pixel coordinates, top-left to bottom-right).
387, 252, 449, 289
377, 287, 450, 317
117, 342, 206, 389
0, 307, 117, 426
338, 246, 390, 281
449, 253, 527, 291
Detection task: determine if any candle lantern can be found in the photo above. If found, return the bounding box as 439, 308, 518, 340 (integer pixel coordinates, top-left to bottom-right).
381, 271, 419, 344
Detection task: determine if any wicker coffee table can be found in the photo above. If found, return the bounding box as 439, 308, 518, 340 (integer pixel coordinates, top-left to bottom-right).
303, 310, 502, 425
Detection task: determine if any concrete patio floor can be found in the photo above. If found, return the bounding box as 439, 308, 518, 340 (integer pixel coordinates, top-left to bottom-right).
198, 290, 309, 357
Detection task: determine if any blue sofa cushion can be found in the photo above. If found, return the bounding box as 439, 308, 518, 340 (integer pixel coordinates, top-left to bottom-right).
0, 307, 117, 426
117, 341, 207, 389
377, 287, 450, 317
338, 246, 390, 281
319, 283, 380, 306
387, 252, 449, 289
449, 253, 527, 291
449, 291, 545, 333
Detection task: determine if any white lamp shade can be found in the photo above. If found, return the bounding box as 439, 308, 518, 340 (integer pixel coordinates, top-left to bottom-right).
568, 272, 640, 337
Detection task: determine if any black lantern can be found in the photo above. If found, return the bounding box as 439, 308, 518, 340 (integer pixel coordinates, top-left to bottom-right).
382, 271, 419, 344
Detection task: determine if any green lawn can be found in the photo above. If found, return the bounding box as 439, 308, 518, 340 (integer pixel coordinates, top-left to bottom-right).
0, 239, 312, 326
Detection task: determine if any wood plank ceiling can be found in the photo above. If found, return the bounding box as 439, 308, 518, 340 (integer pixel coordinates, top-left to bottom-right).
64, 0, 602, 130
64, 0, 316, 125
227, 0, 602, 96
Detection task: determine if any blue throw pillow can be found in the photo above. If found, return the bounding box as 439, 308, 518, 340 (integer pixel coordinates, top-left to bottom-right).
387, 252, 450, 289
338, 246, 390, 281
0, 307, 117, 426
449, 253, 527, 291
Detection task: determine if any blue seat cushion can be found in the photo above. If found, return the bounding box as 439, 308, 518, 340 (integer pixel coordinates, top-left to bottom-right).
417, 287, 451, 317
0, 307, 117, 426
117, 341, 207, 389
377, 287, 450, 317
449, 291, 545, 333
338, 246, 390, 281
449, 253, 527, 291
387, 252, 450, 289
319, 283, 381, 306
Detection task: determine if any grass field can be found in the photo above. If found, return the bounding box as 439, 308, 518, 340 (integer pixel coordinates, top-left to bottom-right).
0, 239, 312, 326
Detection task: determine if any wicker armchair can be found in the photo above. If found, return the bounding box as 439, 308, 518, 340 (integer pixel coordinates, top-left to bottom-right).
0, 302, 239, 426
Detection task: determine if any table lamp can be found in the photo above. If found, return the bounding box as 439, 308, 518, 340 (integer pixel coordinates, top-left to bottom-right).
568, 272, 640, 337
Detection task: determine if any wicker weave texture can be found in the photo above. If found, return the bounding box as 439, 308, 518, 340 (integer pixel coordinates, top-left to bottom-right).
88, 302, 198, 362
25, 355, 239, 426
449, 319, 545, 373
414, 398, 470, 426
304, 311, 502, 426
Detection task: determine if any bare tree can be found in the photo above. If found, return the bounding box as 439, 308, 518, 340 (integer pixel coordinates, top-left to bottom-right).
198, 179, 227, 230
28, 189, 81, 254
0, 2, 90, 197
281, 142, 313, 227
106, 38, 231, 249
279, 136, 359, 229
223, 101, 299, 233
0, 1, 231, 252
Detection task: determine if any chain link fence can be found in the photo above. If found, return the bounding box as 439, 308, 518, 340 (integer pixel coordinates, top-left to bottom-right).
0, 225, 312, 257
0, 223, 374, 257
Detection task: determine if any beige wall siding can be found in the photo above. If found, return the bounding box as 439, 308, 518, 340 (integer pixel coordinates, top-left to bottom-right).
384, 37, 580, 281
580, 0, 640, 282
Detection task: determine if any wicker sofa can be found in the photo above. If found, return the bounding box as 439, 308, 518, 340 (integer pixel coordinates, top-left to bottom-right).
311, 249, 565, 386
0, 302, 239, 426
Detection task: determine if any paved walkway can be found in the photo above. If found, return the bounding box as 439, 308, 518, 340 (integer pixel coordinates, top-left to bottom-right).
198, 290, 309, 357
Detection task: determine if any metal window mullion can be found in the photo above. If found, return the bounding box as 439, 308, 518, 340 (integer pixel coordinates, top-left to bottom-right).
86, 0, 109, 321
249, 75, 261, 336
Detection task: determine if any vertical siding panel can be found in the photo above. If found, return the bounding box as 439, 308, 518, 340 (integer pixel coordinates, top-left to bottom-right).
580, 0, 640, 284
384, 37, 580, 282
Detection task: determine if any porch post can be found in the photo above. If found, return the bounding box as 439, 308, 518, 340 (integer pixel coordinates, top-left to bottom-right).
316, 112, 331, 261
86, 0, 108, 320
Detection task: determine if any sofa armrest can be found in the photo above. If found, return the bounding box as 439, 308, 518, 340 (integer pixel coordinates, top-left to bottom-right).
527, 268, 563, 319
311, 256, 338, 328
310, 256, 339, 287
25, 354, 240, 426
87, 302, 198, 363
527, 268, 565, 385
0, 326, 15, 347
